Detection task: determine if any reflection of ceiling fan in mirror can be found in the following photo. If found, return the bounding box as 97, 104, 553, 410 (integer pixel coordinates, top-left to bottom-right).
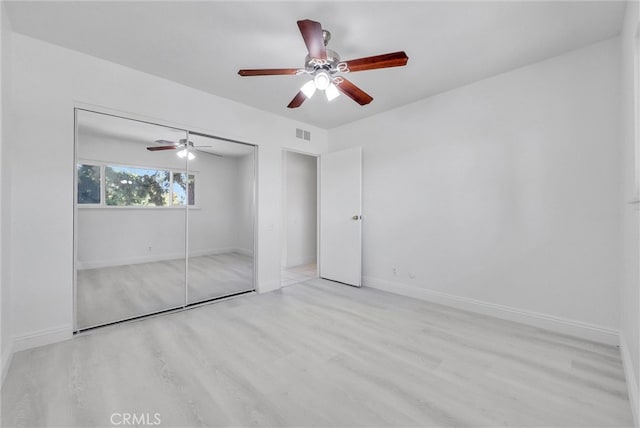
146, 139, 222, 160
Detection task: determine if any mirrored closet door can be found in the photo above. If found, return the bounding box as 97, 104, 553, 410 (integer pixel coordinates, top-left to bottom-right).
186, 133, 255, 305
74, 110, 255, 331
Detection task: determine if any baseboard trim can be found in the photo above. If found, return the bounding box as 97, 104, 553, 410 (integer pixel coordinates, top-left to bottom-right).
12, 324, 73, 353
234, 248, 254, 257
1, 338, 14, 386
257, 280, 280, 294
620, 334, 639, 427
363, 276, 619, 346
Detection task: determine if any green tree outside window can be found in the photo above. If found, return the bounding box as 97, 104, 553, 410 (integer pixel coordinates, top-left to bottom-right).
105, 166, 170, 206
77, 164, 101, 204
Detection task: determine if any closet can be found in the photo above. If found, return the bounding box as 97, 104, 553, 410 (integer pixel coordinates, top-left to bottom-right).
74, 109, 255, 331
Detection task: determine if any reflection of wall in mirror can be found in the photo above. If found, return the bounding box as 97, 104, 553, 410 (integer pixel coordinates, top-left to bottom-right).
235, 153, 255, 256
76, 132, 254, 269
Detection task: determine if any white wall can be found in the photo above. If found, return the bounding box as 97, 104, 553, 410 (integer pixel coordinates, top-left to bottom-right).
329, 38, 622, 345
619, 1, 640, 425
0, 1, 13, 381
7, 33, 327, 351
283, 151, 317, 268
76, 130, 250, 268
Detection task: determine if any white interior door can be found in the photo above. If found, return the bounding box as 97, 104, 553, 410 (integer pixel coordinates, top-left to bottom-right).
320, 147, 362, 286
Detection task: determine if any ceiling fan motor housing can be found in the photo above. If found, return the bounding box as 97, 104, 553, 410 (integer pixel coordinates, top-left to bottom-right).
304, 49, 341, 73
322, 29, 331, 46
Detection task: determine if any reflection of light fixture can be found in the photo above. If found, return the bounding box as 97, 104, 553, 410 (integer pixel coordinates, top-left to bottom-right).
300, 70, 341, 102
177, 149, 195, 160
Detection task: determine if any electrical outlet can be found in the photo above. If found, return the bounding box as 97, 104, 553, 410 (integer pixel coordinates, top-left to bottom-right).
392, 267, 397, 276
148, 246, 152, 252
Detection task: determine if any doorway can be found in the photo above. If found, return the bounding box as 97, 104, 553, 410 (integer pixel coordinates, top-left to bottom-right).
281, 150, 318, 287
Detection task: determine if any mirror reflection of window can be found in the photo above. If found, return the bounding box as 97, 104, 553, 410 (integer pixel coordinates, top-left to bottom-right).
105, 166, 170, 207
172, 172, 195, 206
77, 164, 101, 204
76, 164, 197, 207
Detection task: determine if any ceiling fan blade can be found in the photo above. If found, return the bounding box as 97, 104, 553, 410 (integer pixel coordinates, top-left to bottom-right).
154, 139, 179, 146
287, 90, 307, 109
336, 78, 373, 105
147, 146, 178, 151
195, 148, 223, 157
297, 19, 326, 60
343, 51, 409, 73
238, 68, 300, 76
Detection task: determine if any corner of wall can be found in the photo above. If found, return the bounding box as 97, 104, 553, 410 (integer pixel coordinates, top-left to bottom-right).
257, 279, 281, 294
1, 336, 13, 385
619, 2, 640, 426
621, 332, 639, 427
2, 324, 72, 383
12, 325, 73, 354
0, 0, 14, 388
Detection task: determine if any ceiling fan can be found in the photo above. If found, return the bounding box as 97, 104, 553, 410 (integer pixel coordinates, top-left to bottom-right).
146, 139, 222, 159
238, 19, 409, 108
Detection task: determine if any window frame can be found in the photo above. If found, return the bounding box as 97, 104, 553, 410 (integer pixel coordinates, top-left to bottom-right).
76, 159, 199, 209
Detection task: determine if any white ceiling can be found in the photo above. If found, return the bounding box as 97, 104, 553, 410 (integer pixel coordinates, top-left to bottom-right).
5, 1, 626, 129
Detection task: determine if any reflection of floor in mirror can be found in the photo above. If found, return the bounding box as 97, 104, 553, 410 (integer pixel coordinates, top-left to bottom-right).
76, 252, 253, 330
281, 262, 317, 287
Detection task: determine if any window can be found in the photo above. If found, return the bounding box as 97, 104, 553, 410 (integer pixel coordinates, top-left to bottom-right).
77, 163, 196, 207
77, 164, 101, 204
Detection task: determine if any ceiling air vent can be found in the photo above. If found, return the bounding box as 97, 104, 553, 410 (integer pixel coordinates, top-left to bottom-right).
296, 128, 311, 141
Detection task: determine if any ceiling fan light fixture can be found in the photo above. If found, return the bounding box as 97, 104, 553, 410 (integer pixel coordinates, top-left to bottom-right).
325, 83, 340, 101
301, 80, 317, 98
177, 149, 195, 160
238, 19, 409, 109
314, 71, 331, 91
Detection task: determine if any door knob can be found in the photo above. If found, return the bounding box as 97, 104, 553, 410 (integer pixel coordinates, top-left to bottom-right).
352, 215, 361, 220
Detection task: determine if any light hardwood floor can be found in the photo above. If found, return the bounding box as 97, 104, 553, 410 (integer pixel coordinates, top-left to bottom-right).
77, 252, 254, 329
281, 263, 317, 287
2, 279, 634, 427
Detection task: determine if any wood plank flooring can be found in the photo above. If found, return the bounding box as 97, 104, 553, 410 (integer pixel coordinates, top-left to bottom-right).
2, 279, 634, 427
76, 252, 253, 329
281, 263, 317, 287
